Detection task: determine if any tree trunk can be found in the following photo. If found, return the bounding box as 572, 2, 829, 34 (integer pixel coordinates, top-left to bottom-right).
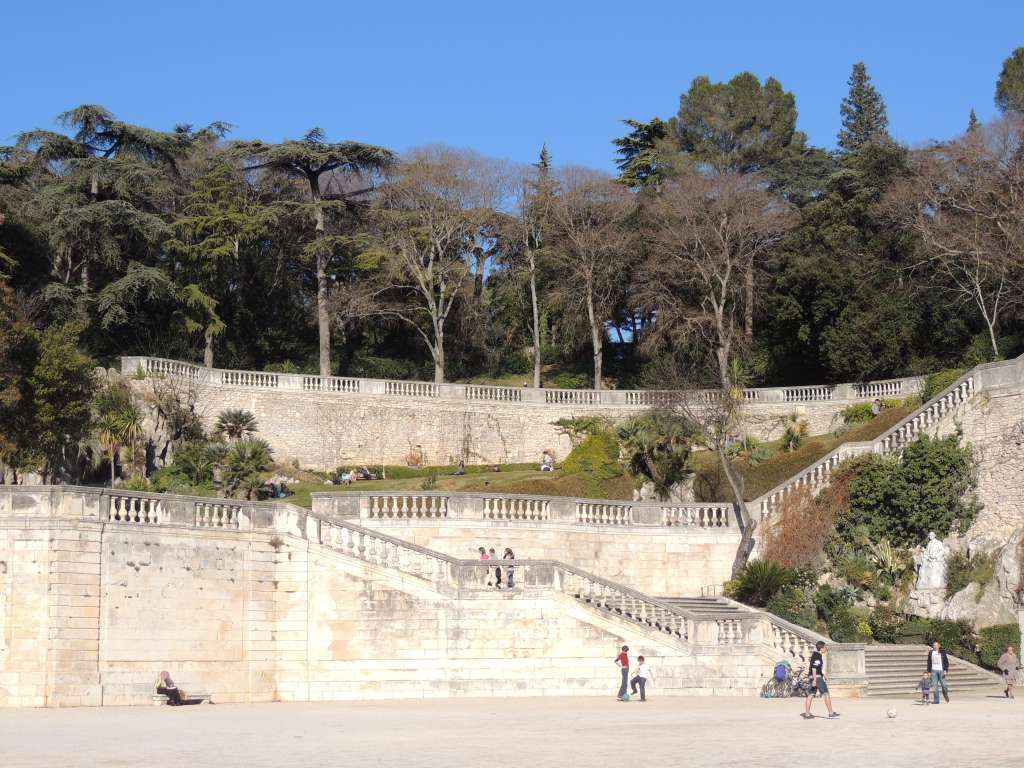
528, 250, 541, 388
744, 269, 754, 342
110, 449, 117, 487
310, 178, 331, 378
204, 331, 214, 368
586, 290, 603, 391
719, 444, 754, 576
433, 325, 445, 384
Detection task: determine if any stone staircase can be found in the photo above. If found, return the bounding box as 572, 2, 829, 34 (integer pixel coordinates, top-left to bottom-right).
657, 596, 753, 617
864, 645, 1004, 698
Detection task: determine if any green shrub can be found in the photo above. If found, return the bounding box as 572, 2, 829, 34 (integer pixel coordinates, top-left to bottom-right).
836, 554, 878, 590
925, 619, 975, 661
813, 584, 855, 623
122, 476, 151, 492
894, 618, 931, 645
977, 624, 1022, 669
869, 605, 904, 644
347, 352, 424, 381
553, 416, 611, 445
946, 551, 997, 599
766, 587, 817, 629
839, 434, 978, 547
264, 360, 303, 373
495, 350, 531, 375
562, 432, 621, 480
922, 368, 965, 402
827, 607, 860, 642
842, 402, 875, 425
881, 398, 905, 410
730, 559, 794, 607
420, 469, 439, 491
551, 372, 591, 389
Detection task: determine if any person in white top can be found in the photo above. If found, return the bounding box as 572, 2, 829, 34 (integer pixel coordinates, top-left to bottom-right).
630, 656, 652, 701
926, 640, 950, 704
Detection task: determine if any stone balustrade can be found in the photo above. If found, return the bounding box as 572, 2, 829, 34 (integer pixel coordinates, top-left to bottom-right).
310, 491, 734, 529
752, 356, 1024, 525
0, 483, 870, 696
121, 355, 925, 407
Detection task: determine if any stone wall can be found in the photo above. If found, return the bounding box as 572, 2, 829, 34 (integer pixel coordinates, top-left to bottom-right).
127, 376, 866, 470
347, 519, 737, 597
0, 487, 793, 707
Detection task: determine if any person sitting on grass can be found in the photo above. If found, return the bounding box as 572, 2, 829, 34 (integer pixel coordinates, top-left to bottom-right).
155, 670, 205, 706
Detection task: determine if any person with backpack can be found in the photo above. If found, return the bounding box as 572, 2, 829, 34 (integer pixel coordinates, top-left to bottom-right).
802, 641, 839, 719
615, 645, 629, 701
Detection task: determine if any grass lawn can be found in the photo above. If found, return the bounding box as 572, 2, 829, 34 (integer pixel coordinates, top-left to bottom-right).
285, 469, 636, 509
691, 405, 916, 501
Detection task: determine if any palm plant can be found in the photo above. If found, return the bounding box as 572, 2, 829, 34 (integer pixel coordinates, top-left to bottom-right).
214, 409, 258, 442
618, 411, 696, 499
221, 437, 273, 500
173, 442, 218, 485
779, 413, 809, 452
729, 559, 794, 607
94, 412, 122, 486
114, 402, 145, 478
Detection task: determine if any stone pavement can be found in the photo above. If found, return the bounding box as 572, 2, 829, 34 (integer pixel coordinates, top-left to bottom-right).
2, 695, 1021, 768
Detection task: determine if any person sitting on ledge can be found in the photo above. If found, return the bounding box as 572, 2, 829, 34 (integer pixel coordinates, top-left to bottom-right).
155, 670, 204, 705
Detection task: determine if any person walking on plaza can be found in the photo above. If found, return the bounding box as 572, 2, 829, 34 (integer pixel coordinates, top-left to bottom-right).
802, 641, 839, 719
997, 645, 1019, 699
503, 547, 516, 589
615, 645, 629, 701
926, 640, 950, 704
630, 655, 651, 701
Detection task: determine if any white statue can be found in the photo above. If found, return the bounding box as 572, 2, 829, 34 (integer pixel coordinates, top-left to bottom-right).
915, 532, 949, 591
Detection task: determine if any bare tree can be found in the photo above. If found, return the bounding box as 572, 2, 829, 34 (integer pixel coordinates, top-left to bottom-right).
640, 171, 793, 570
881, 118, 1024, 358
507, 147, 557, 388
548, 168, 634, 390
367, 146, 508, 383
643, 171, 793, 390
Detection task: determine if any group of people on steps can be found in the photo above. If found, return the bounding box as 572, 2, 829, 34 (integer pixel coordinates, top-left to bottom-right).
478, 546, 516, 588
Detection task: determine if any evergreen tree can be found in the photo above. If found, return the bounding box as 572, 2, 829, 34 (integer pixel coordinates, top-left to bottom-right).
967, 109, 980, 133
165, 161, 264, 367
672, 73, 801, 174
838, 63, 889, 153
234, 129, 394, 377
995, 47, 1024, 114
612, 118, 669, 189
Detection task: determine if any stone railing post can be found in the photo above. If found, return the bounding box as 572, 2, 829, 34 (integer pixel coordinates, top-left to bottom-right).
547, 497, 576, 522
833, 383, 856, 400
521, 388, 546, 404
631, 503, 662, 526
691, 619, 720, 645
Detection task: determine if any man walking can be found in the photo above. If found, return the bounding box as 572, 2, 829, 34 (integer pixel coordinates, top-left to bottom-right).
803, 641, 839, 719
615, 645, 629, 701
927, 640, 950, 704
630, 655, 651, 701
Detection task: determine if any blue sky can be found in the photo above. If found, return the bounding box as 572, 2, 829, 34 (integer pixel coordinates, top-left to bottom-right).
2, 1, 1022, 171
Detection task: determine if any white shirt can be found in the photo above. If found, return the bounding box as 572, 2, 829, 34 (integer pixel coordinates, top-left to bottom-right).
931, 650, 944, 671
636, 662, 650, 679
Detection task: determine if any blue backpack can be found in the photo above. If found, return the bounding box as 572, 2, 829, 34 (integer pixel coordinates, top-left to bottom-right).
774, 662, 789, 681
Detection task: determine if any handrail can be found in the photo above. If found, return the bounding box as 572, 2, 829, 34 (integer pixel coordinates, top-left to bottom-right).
121, 355, 925, 407
751, 356, 1024, 522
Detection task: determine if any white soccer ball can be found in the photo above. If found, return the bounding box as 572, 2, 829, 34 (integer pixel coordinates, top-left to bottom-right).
886, 708, 898, 719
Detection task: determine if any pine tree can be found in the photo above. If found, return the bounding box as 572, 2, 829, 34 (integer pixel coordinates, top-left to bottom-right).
612, 118, 668, 189
838, 63, 889, 153
995, 47, 1024, 114
962, 109, 978, 133
967, 109, 980, 133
